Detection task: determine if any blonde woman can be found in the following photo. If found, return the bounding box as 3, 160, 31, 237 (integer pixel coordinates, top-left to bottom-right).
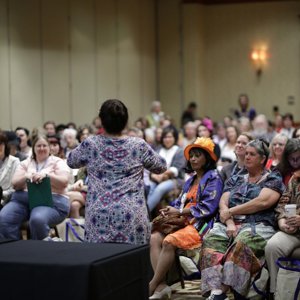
265, 133, 288, 170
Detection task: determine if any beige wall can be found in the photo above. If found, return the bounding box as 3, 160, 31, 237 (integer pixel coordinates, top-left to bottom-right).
0, 0, 300, 131
0, 0, 156, 130
158, 1, 300, 124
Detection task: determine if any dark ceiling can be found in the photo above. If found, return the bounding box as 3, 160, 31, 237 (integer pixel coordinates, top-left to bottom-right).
183, 0, 291, 4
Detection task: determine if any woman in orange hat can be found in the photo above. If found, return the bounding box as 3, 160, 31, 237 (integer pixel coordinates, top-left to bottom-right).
149, 137, 223, 299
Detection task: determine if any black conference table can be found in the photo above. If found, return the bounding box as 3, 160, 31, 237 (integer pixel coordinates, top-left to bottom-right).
0, 239, 150, 300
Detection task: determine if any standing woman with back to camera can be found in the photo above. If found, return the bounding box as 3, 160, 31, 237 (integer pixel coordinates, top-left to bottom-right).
67, 99, 167, 245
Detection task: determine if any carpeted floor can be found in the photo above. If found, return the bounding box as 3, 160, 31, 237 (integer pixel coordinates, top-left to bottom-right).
170, 280, 234, 300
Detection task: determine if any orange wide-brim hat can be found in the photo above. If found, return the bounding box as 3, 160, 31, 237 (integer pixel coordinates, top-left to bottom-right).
184, 137, 217, 162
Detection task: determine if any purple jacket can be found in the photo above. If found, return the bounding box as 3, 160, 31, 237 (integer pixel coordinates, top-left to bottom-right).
172, 169, 223, 231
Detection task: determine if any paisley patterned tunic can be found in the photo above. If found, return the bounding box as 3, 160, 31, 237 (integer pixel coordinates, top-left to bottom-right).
67, 135, 166, 245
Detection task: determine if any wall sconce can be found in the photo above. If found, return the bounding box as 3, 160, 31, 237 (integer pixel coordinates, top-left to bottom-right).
250, 48, 268, 77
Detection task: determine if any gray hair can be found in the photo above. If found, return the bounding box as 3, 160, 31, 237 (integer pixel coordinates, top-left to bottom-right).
247, 139, 270, 166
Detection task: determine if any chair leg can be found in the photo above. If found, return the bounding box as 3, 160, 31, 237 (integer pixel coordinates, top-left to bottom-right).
175, 253, 185, 289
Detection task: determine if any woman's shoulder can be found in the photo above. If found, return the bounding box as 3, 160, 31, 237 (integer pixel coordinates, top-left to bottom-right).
265, 168, 283, 181
20, 157, 32, 167
48, 155, 68, 166
204, 169, 222, 181
8, 155, 20, 163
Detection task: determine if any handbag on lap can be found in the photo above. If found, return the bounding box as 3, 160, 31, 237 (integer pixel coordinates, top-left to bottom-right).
26, 177, 53, 210
151, 214, 188, 235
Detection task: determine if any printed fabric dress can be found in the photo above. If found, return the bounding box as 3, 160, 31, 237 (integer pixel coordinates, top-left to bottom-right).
67, 135, 166, 245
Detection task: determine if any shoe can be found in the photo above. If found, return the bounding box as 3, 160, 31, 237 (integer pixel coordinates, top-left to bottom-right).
233, 290, 247, 300
149, 286, 172, 299
207, 293, 229, 300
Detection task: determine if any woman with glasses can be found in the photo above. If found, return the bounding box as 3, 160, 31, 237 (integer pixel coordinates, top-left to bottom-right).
277, 137, 300, 186
265, 138, 300, 299
200, 139, 285, 300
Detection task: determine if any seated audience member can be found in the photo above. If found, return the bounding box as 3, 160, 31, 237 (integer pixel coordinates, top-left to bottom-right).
160, 114, 173, 129
62, 128, 79, 159
219, 125, 239, 168
213, 123, 227, 151
277, 138, 300, 186
15, 127, 32, 159
0, 134, 70, 240
280, 113, 295, 139
265, 133, 288, 170
77, 124, 94, 143
180, 121, 197, 148
127, 127, 144, 139
274, 114, 283, 133
67, 167, 88, 219
153, 127, 163, 150
252, 114, 275, 143
265, 139, 300, 299
237, 117, 252, 133
223, 116, 233, 128
91, 116, 104, 135
55, 123, 67, 139
198, 120, 221, 162
147, 126, 185, 213
146, 101, 165, 129
134, 117, 148, 131
0, 131, 20, 208
234, 94, 256, 121
66, 122, 77, 130
200, 139, 285, 300
5, 131, 27, 161
181, 102, 197, 127
47, 134, 65, 159
198, 118, 214, 138
220, 132, 253, 184
292, 127, 300, 139
149, 137, 223, 299
43, 121, 56, 136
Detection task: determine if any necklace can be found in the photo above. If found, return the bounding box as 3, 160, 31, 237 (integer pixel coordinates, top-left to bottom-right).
248, 172, 264, 184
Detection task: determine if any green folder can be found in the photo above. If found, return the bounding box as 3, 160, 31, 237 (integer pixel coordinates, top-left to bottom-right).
26, 176, 53, 210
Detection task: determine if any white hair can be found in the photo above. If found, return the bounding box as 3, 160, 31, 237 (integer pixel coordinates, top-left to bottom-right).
62, 128, 77, 138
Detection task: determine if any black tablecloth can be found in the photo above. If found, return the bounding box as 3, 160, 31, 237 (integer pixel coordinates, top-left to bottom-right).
0, 240, 150, 300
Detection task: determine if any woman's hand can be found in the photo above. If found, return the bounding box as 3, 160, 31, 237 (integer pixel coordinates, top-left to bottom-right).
279, 218, 298, 234
286, 215, 300, 228
72, 179, 84, 191
150, 174, 164, 184
220, 208, 231, 223
226, 222, 238, 238
31, 173, 47, 184
279, 193, 291, 205
159, 206, 179, 217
